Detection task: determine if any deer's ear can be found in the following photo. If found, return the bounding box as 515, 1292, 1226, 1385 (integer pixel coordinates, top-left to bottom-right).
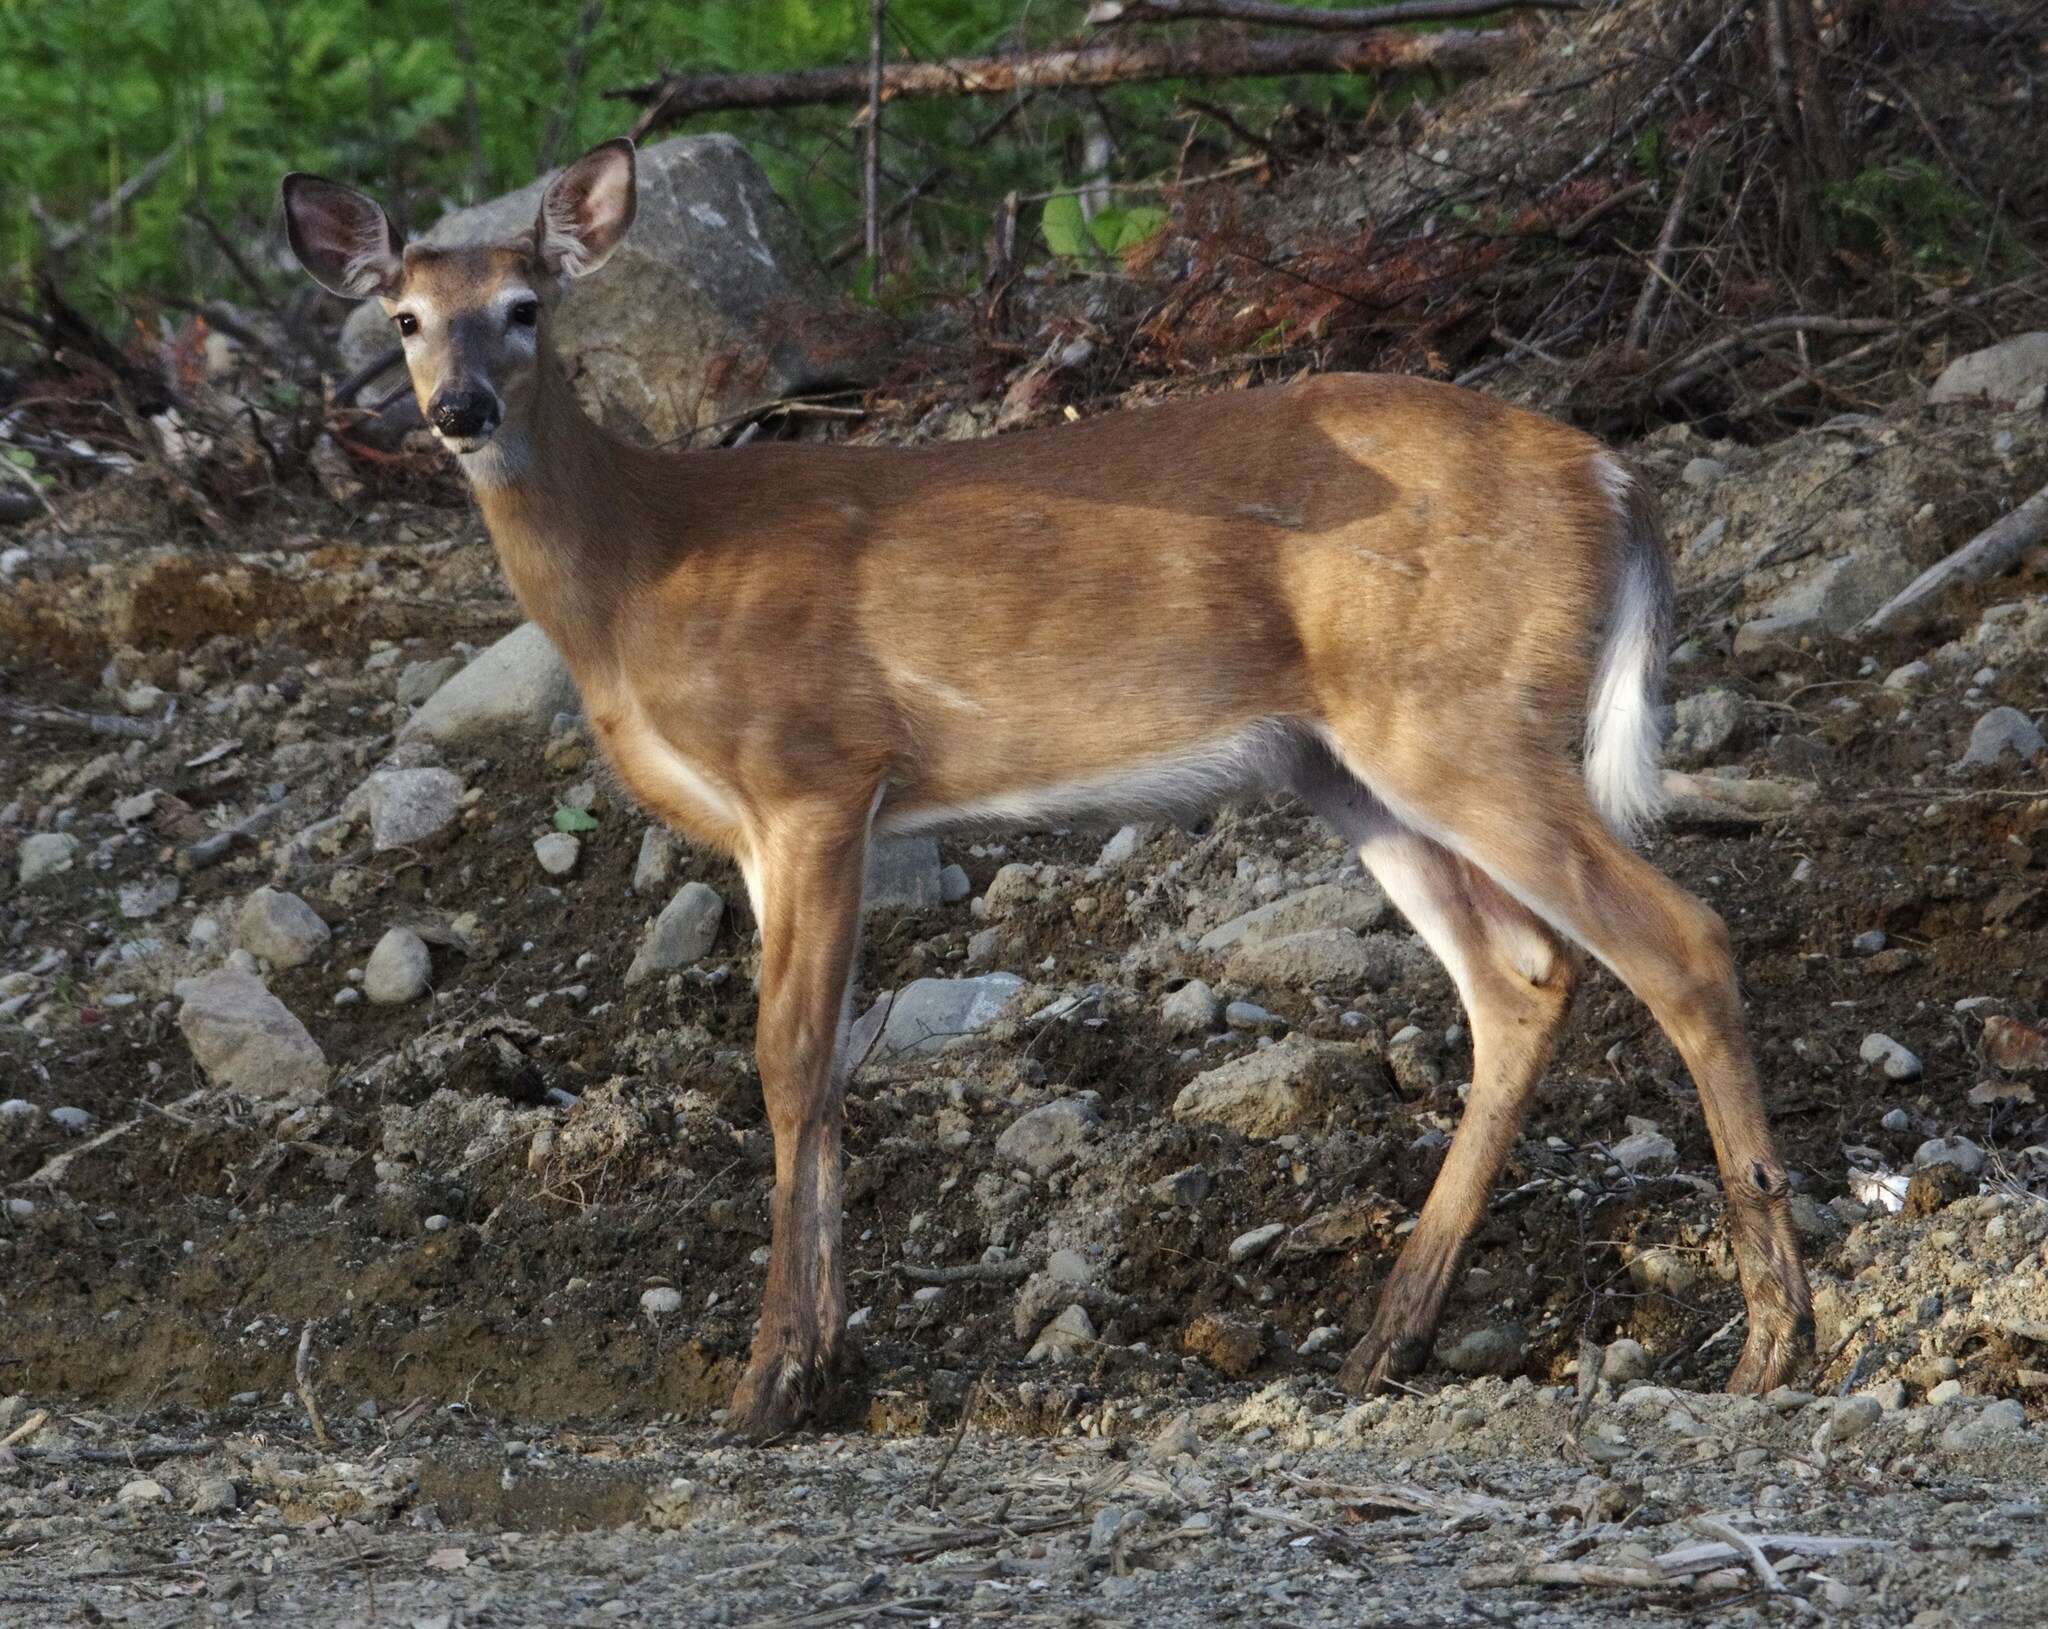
281, 174, 404, 298
536, 138, 636, 279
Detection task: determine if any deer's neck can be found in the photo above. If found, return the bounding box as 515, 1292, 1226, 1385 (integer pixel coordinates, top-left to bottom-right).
460, 351, 667, 674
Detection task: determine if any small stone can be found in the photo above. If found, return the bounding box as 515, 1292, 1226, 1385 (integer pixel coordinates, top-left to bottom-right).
1927, 1378, 1964, 1406
1610, 1129, 1679, 1172
235, 887, 331, 970
364, 927, 431, 1005
1145, 1410, 1198, 1460
118, 876, 180, 920
1813, 1394, 1882, 1449
938, 864, 971, 903
117, 1478, 169, 1506
1149, 1165, 1211, 1207
49, 1105, 91, 1133
1173, 1036, 1378, 1139
395, 655, 465, 707
626, 882, 725, 983
1983, 1015, 2048, 1073
1883, 660, 1929, 691
1228, 1222, 1285, 1264
1882, 1107, 1912, 1132
632, 828, 676, 896
1667, 688, 1744, 766
1181, 1311, 1263, 1377
1046, 1248, 1093, 1285
1913, 1135, 1985, 1176
175, 969, 328, 1099
1903, 1161, 1975, 1217
640, 1286, 684, 1316
1160, 979, 1221, 1036
994, 1096, 1101, 1177
1223, 999, 1286, 1033
1852, 930, 1888, 956
423, 1213, 450, 1232
1860, 1033, 1922, 1081
1603, 1337, 1651, 1384
871, 973, 1025, 1059
1958, 706, 2045, 769
347, 767, 466, 851
188, 1476, 239, 1516
534, 833, 581, 876
16, 832, 80, 886
1440, 1324, 1526, 1378
1098, 825, 1143, 866
863, 836, 943, 911
1629, 1246, 1699, 1297
1681, 455, 1727, 488
1026, 1303, 1097, 1363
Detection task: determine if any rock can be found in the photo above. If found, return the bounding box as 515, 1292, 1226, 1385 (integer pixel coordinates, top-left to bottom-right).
116, 1478, 169, 1507
864, 836, 943, 910
1927, 1378, 1965, 1407
1884, 660, 1930, 691
1160, 979, 1221, 1036
640, 1286, 683, 1316
347, 767, 466, 850
1150, 1165, 1211, 1207
395, 655, 465, 707
1860, 1032, 1923, 1081
400, 623, 578, 747
1733, 548, 1917, 651
1228, 1222, 1285, 1263
16, 831, 79, 886
188, 1476, 239, 1516
235, 887, 331, 970
1603, 1337, 1651, 1384
1629, 1246, 1699, 1297
1913, 1135, 1986, 1176
1099, 825, 1144, 866
1181, 1311, 1263, 1378
49, 1105, 90, 1132
1958, 706, 2044, 769
1929, 332, 2048, 407
1813, 1394, 1882, 1449
1610, 1128, 1679, 1172
1852, 930, 1888, 956
633, 827, 676, 896
1026, 1303, 1097, 1364
1903, 1161, 1974, 1217
1681, 456, 1727, 489
1198, 881, 1393, 953
339, 134, 868, 443
176, 970, 329, 1099
1225, 928, 1408, 991
533, 833, 581, 876
964, 927, 1002, 968
993, 1096, 1101, 1177
938, 864, 971, 903
364, 927, 431, 1005
626, 882, 725, 984
118, 876, 179, 920
1667, 688, 1744, 767
1984, 1015, 2048, 1073
872, 973, 1025, 1059
1940, 1398, 2028, 1451
1172, 1036, 1378, 1139
1145, 1410, 1199, 1461
1440, 1323, 1526, 1378
1046, 1248, 1093, 1285
1385, 1027, 1441, 1095
1224, 1000, 1286, 1034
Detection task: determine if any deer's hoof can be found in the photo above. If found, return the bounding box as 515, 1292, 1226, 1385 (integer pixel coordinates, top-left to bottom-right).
726, 1329, 839, 1443
1726, 1306, 1815, 1396
1335, 1325, 1433, 1399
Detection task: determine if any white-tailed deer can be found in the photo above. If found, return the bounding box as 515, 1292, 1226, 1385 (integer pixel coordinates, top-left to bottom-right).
284, 139, 1812, 1439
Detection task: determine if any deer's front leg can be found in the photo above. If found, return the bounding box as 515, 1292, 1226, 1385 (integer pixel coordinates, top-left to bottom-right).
727, 808, 872, 1442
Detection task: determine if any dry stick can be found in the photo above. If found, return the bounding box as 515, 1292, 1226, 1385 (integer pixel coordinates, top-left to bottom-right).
42, 131, 191, 255
1686, 1515, 1785, 1594
1859, 481, 2048, 634
538, 1, 607, 173
864, 0, 886, 266
449, 0, 487, 203
923, 1369, 988, 1506
1655, 313, 1894, 399
1087, 0, 1584, 27
0, 698, 159, 741
295, 1323, 333, 1449
1623, 147, 1704, 352
0, 1410, 49, 1450
823, 95, 1035, 268
612, 27, 1517, 133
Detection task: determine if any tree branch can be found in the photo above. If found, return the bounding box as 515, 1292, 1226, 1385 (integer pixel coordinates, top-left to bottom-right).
610, 27, 1518, 134
1087, 0, 1582, 30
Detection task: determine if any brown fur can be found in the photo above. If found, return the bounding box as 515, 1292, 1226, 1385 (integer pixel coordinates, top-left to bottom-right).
285, 144, 1811, 1438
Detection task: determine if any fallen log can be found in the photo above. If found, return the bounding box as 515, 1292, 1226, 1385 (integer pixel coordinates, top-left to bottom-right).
1859, 480, 2048, 634
1087, 0, 1582, 30
611, 27, 1516, 134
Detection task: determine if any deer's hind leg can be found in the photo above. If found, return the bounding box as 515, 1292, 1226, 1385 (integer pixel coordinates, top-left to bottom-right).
1302, 767, 1578, 1393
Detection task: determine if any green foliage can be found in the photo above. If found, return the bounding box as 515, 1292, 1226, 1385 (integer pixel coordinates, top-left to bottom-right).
552, 805, 599, 834
1824, 158, 1982, 271
1, 0, 1434, 319
1040, 194, 1167, 263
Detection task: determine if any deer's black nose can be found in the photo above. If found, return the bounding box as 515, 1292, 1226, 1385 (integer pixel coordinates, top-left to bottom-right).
430, 388, 500, 440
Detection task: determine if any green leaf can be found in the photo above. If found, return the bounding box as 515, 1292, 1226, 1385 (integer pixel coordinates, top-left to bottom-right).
1041, 193, 1090, 260
552, 806, 598, 833
1089, 204, 1167, 257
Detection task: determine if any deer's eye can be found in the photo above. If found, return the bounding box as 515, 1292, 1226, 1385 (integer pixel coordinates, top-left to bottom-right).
394, 312, 419, 337
509, 299, 539, 328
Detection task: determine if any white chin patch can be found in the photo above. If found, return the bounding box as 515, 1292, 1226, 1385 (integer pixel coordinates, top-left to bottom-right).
455, 430, 531, 486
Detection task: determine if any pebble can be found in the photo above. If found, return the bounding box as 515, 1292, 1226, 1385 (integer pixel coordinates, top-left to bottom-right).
1958, 706, 2044, 769
1223, 999, 1286, 1034
364, 927, 432, 1004
49, 1105, 91, 1133
640, 1286, 684, 1316
626, 882, 726, 983
534, 833, 581, 876
1851, 929, 1888, 955
1228, 1223, 1285, 1263
348, 767, 466, 851
994, 1096, 1101, 1178
117, 1478, 169, 1506
632, 827, 676, 896
1610, 1128, 1678, 1172
1913, 1135, 1986, 1176
1603, 1337, 1651, 1384
1440, 1324, 1526, 1377
1860, 1032, 1923, 1081
938, 863, 972, 903
1098, 825, 1143, 866
188, 1476, 239, 1516
1927, 1378, 1964, 1406
1160, 978, 1221, 1036
235, 887, 332, 970
1026, 1304, 1097, 1363
16, 832, 80, 886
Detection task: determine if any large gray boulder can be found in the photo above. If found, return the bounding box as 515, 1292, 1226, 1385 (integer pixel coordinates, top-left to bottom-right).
175, 970, 328, 1099
340, 134, 870, 441
1929, 333, 2048, 408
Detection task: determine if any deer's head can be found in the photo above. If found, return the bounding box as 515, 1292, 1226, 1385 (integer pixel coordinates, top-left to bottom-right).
282, 139, 636, 469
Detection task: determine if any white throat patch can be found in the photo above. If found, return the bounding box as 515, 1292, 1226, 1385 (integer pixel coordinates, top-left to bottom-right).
457, 428, 532, 487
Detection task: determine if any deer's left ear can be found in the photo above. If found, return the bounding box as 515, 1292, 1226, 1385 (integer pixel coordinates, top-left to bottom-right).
536, 138, 637, 279
281, 173, 404, 298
